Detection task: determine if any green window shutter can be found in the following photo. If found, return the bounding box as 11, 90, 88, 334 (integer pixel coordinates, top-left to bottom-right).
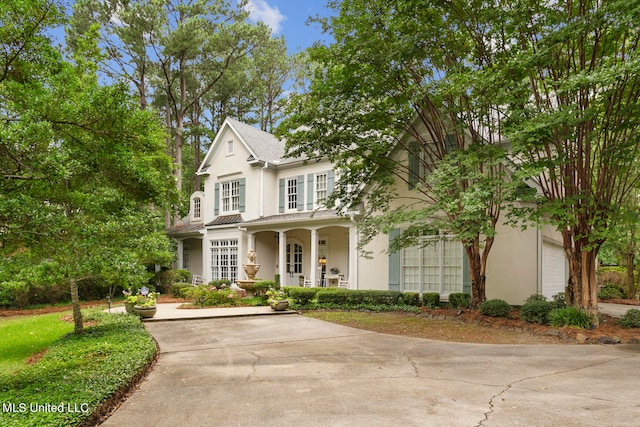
214, 183, 220, 215
444, 133, 457, 153
327, 170, 335, 195
408, 141, 420, 190
462, 245, 471, 294
388, 228, 401, 291
278, 178, 285, 213
307, 173, 314, 209
297, 175, 304, 211
238, 178, 246, 213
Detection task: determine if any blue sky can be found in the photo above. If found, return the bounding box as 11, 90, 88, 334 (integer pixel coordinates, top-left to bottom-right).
243, 1, 334, 52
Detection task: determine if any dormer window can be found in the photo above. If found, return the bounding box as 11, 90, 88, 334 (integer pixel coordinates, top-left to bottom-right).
193, 197, 201, 219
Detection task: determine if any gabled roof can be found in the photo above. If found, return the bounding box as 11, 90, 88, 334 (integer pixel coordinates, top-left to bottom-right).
197, 118, 286, 175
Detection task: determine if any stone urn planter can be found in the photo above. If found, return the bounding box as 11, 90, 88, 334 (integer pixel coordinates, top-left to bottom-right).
271, 300, 289, 311
133, 306, 157, 318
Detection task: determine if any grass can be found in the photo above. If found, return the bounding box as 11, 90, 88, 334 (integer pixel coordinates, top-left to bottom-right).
0, 309, 157, 427
0, 312, 74, 374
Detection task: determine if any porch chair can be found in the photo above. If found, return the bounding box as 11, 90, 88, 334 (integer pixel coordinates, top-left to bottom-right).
338, 278, 349, 289
191, 275, 204, 286
303, 277, 312, 288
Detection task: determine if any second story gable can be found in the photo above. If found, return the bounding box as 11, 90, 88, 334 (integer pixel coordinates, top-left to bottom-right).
194, 118, 337, 225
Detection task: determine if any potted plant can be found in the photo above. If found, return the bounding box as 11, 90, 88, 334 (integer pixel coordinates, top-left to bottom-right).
330, 267, 340, 274
122, 289, 136, 314
266, 287, 289, 311
298, 275, 305, 286
132, 286, 159, 318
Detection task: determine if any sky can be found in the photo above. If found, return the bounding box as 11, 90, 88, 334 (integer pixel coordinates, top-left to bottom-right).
243, 1, 334, 52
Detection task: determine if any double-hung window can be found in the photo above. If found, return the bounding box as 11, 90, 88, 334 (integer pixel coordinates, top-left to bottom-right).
315, 172, 327, 207
286, 178, 298, 210
221, 180, 240, 212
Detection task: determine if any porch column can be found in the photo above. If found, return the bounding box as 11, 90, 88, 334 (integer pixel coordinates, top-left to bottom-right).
278, 231, 287, 285
177, 239, 184, 270
349, 225, 358, 289
248, 233, 255, 251
202, 234, 210, 282
310, 228, 318, 287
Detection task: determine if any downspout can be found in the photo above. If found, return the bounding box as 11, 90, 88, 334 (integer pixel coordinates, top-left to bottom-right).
537, 229, 543, 295
260, 161, 268, 218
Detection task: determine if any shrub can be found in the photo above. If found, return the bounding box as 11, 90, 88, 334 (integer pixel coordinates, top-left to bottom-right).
254, 280, 278, 296
548, 306, 591, 329
316, 288, 351, 304
422, 292, 440, 308
525, 293, 547, 303
0, 281, 29, 308
619, 309, 640, 329
551, 292, 566, 308
402, 292, 420, 306
479, 299, 511, 317
288, 287, 317, 305
448, 293, 470, 309
171, 282, 193, 298
209, 279, 232, 289
154, 269, 191, 293
183, 285, 241, 307
598, 284, 626, 300
520, 300, 553, 325
596, 267, 626, 288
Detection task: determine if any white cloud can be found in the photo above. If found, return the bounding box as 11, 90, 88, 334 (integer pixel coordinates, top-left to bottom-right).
244, 0, 286, 34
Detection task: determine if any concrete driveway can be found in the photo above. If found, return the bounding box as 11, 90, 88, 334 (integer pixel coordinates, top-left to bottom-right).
101, 313, 640, 427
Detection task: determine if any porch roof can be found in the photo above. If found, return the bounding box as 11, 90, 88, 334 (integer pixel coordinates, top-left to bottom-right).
166, 221, 205, 237
242, 209, 346, 228
205, 214, 244, 226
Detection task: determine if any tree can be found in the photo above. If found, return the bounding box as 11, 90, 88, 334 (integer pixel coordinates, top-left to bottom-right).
68, 0, 280, 223
279, 0, 515, 308
493, 0, 640, 319
0, 0, 175, 333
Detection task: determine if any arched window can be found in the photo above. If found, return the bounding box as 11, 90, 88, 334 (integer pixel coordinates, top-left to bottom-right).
193, 197, 201, 219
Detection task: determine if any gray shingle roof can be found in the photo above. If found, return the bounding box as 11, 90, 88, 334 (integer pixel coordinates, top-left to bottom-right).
226, 118, 285, 163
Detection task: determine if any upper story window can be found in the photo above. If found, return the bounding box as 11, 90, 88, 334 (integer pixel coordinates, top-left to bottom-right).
222, 180, 240, 212
227, 140, 234, 154
287, 177, 298, 210
315, 172, 327, 206
193, 197, 201, 219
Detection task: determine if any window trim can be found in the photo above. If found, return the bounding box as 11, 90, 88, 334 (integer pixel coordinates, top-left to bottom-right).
211, 239, 239, 282
286, 177, 298, 211
314, 172, 328, 208
221, 180, 240, 213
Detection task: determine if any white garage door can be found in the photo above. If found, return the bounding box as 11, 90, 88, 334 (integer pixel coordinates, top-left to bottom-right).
542, 241, 566, 299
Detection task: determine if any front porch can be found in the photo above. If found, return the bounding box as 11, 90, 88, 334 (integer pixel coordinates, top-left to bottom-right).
244, 213, 358, 289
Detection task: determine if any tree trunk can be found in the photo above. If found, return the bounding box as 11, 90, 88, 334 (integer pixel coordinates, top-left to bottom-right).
565, 241, 600, 325
626, 251, 635, 299
70, 278, 83, 334
465, 242, 486, 309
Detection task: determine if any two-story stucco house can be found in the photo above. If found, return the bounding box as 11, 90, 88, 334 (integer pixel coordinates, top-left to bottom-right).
168, 117, 568, 304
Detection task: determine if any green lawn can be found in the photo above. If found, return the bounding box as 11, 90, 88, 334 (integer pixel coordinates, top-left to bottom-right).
0, 312, 74, 374
0, 310, 157, 426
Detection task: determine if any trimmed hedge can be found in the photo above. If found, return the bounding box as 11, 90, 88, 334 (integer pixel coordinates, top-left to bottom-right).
422, 292, 440, 308
448, 293, 470, 309
402, 292, 421, 306
288, 287, 317, 305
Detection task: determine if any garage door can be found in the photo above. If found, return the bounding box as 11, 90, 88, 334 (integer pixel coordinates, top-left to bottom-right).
542, 241, 566, 299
